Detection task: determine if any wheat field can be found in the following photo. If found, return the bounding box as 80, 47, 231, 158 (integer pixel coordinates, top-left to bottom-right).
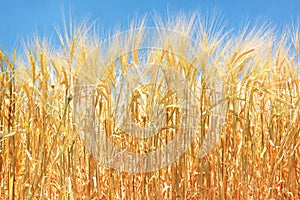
0, 13, 299, 199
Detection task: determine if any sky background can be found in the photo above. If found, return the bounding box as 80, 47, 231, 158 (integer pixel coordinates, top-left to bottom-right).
0, 0, 299, 52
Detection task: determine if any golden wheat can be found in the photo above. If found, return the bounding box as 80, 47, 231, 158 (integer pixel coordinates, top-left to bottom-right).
0, 12, 299, 199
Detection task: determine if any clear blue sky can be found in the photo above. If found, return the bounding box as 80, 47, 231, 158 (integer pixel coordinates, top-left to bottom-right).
0, 0, 299, 52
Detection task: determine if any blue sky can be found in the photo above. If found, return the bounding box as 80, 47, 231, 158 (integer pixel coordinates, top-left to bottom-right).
0, 0, 299, 52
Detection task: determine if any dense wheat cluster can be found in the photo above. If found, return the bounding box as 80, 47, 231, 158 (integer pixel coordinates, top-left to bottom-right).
0, 13, 299, 199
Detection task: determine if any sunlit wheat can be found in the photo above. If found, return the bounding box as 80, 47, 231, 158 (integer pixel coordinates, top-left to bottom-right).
0, 12, 299, 199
